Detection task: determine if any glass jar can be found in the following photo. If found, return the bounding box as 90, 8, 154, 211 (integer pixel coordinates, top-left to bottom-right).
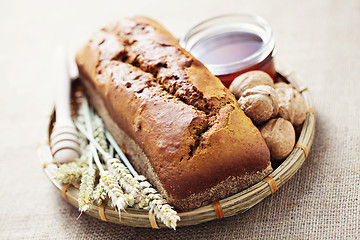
180, 14, 276, 88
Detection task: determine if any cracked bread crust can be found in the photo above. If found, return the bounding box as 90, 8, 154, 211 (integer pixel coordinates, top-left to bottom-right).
76, 16, 272, 210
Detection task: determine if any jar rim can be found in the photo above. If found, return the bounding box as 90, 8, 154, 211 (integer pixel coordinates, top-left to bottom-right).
180, 13, 275, 76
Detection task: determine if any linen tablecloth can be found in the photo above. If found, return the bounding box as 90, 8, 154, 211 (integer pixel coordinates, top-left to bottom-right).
0, 0, 359, 239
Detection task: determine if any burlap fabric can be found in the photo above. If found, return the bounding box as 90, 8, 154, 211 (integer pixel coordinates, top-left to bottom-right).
0, 0, 359, 239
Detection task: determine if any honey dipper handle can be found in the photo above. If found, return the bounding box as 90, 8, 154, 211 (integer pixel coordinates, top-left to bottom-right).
50, 46, 80, 164
54, 46, 72, 124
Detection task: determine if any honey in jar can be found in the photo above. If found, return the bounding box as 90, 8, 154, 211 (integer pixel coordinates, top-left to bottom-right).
180, 14, 276, 88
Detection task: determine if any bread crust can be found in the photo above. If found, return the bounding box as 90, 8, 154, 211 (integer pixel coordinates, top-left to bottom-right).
76, 16, 272, 210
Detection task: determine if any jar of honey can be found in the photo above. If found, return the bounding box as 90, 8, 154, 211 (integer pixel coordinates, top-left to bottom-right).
180, 14, 276, 88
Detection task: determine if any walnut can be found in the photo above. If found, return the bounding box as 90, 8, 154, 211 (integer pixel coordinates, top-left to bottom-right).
238, 85, 279, 125
274, 82, 307, 126
274, 82, 290, 89
260, 118, 295, 161
229, 71, 274, 99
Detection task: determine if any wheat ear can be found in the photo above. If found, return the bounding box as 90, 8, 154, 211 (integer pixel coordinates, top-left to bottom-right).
106, 157, 147, 208
136, 175, 180, 230
53, 160, 86, 184
77, 146, 96, 212
93, 177, 107, 205
106, 131, 180, 229
75, 97, 179, 228
76, 101, 108, 206
91, 113, 145, 207
76, 96, 129, 215
78, 166, 96, 212
75, 120, 134, 211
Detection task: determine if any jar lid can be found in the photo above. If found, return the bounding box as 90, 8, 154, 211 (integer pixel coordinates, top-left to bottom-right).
180, 14, 275, 76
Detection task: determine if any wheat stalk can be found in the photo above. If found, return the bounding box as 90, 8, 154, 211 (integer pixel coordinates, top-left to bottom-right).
106, 131, 180, 229
88, 113, 144, 208
76, 101, 90, 152
77, 99, 98, 212
77, 96, 130, 215
93, 114, 108, 153
74, 96, 179, 228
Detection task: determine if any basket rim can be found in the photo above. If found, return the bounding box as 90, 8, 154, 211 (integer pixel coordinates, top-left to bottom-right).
38, 59, 316, 228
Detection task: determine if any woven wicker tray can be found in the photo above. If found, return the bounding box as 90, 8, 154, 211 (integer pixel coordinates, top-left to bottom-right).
38, 60, 316, 228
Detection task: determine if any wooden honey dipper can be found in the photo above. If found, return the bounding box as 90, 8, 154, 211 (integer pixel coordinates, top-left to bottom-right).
50, 46, 80, 164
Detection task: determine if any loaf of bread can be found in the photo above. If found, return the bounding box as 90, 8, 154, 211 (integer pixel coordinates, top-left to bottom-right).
76, 16, 272, 210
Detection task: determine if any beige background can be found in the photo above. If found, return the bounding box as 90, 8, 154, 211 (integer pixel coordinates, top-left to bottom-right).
1, 0, 359, 239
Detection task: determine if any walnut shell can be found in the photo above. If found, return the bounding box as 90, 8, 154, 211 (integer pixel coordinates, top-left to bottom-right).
274, 82, 307, 126
238, 85, 279, 125
229, 71, 274, 99
260, 118, 295, 161
274, 82, 290, 89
